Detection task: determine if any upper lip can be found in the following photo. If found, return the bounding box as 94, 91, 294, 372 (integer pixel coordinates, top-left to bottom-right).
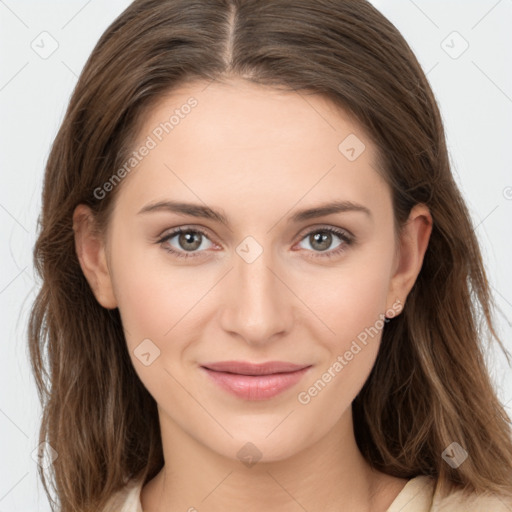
201, 361, 310, 375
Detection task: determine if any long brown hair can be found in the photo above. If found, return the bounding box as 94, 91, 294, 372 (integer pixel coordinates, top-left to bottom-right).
28, 0, 512, 510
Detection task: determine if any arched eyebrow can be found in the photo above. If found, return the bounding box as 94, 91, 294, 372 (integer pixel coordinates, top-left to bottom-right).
137, 199, 372, 226
286, 200, 372, 222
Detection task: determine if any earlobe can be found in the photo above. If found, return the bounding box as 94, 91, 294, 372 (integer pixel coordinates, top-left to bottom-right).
72, 204, 118, 309
386, 204, 433, 313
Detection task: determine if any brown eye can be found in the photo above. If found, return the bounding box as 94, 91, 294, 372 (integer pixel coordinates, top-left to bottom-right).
158, 227, 214, 259
297, 227, 354, 259
176, 231, 203, 251
308, 231, 334, 252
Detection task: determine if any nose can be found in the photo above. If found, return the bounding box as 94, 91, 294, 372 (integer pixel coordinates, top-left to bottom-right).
219, 238, 294, 346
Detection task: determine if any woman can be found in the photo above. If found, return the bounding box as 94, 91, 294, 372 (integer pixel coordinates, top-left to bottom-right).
29, 0, 512, 510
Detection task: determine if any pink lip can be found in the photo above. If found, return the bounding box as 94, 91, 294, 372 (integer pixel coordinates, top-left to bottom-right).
200, 361, 312, 400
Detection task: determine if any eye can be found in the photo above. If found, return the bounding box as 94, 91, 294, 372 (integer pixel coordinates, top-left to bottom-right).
157, 227, 215, 259
295, 226, 354, 259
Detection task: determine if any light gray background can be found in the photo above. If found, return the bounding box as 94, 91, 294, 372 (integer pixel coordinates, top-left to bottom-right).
1, 1, 511, 510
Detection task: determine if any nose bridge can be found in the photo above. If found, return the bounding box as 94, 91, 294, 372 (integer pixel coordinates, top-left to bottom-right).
220, 234, 291, 344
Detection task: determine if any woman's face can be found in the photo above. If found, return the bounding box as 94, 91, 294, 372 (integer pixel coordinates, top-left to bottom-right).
79, 77, 429, 463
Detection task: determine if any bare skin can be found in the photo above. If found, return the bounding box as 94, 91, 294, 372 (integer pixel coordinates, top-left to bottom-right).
73, 77, 432, 511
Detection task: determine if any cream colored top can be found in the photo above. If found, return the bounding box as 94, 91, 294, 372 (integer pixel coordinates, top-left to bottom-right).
105, 475, 512, 511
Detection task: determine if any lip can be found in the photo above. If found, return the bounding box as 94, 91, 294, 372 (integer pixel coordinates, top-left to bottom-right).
200, 361, 312, 400
202, 360, 309, 375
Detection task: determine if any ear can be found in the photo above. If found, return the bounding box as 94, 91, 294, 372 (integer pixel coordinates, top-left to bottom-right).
72, 204, 118, 309
386, 203, 433, 315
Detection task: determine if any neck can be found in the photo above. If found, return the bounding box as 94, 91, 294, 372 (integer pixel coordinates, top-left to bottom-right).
141, 406, 406, 512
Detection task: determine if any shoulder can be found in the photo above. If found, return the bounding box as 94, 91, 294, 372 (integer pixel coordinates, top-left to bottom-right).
387, 475, 512, 512
431, 485, 512, 511
100, 477, 144, 512
387, 475, 436, 511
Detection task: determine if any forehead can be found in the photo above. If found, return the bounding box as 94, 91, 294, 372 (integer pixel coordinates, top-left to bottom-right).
114, 78, 390, 222
138, 77, 374, 160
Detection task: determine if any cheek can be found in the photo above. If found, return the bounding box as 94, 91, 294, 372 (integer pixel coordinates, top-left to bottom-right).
114, 270, 205, 350
110, 250, 200, 396
308, 250, 393, 344
295, 247, 394, 406
108, 238, 183, 344
296, 262, 392, 416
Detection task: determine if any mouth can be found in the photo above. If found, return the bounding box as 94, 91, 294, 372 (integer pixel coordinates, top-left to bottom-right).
200, 361, 312, 400
201, 360, 310, 375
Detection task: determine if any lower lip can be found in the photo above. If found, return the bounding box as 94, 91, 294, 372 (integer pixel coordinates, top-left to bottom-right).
201, 366, 312, 400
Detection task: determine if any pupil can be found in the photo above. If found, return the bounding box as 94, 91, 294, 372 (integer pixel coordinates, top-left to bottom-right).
180, 232, 201, 250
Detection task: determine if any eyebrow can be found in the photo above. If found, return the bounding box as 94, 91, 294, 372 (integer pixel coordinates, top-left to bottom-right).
137, 199, 372, 225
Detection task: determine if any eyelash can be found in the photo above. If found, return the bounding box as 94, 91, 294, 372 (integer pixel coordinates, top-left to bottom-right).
156, 226, 354, 260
